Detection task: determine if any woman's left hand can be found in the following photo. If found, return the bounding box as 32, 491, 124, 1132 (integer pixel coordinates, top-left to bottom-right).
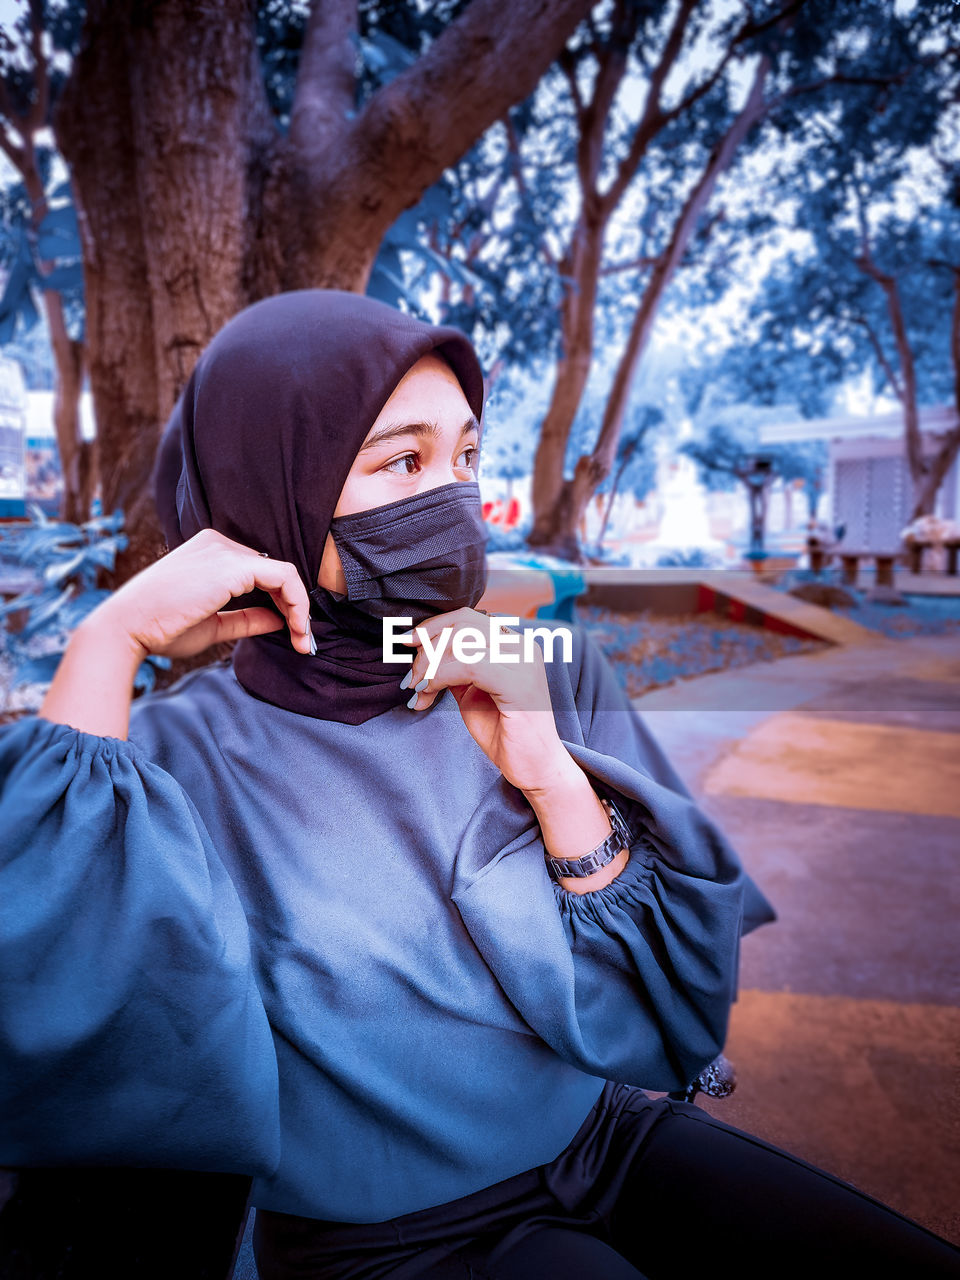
399, 608, 574, 796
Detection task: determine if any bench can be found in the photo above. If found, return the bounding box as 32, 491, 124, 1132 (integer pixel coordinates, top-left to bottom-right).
805, 537, 834, 575
835, 550, 901, 590
905, 538, 960, 576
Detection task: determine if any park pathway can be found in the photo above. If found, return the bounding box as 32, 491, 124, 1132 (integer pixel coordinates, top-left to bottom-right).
634, 628, 960, 1246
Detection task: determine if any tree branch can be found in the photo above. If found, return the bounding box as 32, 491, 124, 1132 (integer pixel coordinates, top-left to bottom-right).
767, 66, 915, 113
611, 0, 808, 214
25, 0, 48, 131
598, 0, 699, 218
599, 254, 657, 275
557, 46, 587, 128
0, 71, 23, 137
289, 0, 358, 163
504, 113, 557, 269
589, 55, 771, 481
645, 0, 699, 121
344, 0, 595, 229
850, 314, 903, 401
576, 0, 633, 196
855, 248, 923, 478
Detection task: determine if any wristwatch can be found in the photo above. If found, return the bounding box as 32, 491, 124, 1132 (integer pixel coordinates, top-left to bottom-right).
545, 797, 632, 882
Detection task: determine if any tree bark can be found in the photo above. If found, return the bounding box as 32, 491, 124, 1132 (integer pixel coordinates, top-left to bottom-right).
911, 270, 960, 517
528, 218, 607, 558
54, 0, 285, 580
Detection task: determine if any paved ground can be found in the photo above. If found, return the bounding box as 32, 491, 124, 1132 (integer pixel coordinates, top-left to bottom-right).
633, 629, 960, 1246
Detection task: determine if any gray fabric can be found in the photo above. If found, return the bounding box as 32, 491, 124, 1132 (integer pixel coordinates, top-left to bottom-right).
124, 625, 770, 1221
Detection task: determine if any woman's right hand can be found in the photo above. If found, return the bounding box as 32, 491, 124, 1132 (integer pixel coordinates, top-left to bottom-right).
90, 528, 314, 660
40, 530, 313, 738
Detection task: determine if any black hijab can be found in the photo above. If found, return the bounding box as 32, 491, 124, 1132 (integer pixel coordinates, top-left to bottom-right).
154, 289, 485, 724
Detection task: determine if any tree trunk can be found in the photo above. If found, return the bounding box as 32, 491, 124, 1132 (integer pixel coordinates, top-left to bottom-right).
527, 218, 606, 557
532, 55, 771, 557
40, 280, 95, 526
910, 271, 960, 518
54, 0, 280, 581
596, 447, 635, 548
48, 323, 95, 526
853, 246, 960, 521
11, 141, 95, 525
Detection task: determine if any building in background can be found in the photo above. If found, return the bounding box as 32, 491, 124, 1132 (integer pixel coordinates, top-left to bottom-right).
758, 406, 960, 548
0, 357, 26, 519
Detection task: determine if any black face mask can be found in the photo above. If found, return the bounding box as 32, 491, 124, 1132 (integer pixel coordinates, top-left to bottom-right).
313, 480, 488, 627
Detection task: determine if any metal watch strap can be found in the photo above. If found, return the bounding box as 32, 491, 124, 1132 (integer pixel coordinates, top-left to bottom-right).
545, 798, 632, 881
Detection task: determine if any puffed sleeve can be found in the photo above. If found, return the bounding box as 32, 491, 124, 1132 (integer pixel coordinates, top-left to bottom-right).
0, 716, 280, 1175
450, 626, 775, 1094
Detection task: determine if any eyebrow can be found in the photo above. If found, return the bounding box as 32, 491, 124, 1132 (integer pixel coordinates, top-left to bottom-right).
359, 415, 480, 452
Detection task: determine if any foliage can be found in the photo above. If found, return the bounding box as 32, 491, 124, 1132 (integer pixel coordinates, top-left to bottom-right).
697, 1, 959, 453
0, 174, 84, 346
681, 409, 827, 516
0, 507, 167, 702
2, 0, 956, 565
480, 364, 552, 474
0, 0, 85, 348
599, 404, 662, 501
654, 548, 719, 568
483, 522, 529, 553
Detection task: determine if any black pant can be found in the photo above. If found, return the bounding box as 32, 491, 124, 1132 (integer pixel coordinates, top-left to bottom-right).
254, 1089, 960, 1280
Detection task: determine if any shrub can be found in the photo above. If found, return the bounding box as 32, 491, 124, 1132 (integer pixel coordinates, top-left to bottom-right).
0, 507, 168, 713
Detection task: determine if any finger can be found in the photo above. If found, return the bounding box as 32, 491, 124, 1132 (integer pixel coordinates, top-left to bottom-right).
395, 607, 484, 647
405, 654, 502, 712
241, 556, 313, 653
398, 610, 510, 687
214, 607, 286, 643
263, 587, 314, 654
408, 650, 551, 714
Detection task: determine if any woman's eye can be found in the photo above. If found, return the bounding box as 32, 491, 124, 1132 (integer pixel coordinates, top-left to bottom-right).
456, 446, 478, 471
382, 452, 421, 476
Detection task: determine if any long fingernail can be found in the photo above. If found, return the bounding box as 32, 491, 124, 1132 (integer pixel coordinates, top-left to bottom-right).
396, 632, 415, 645
308, 631, 317, 656
406, 692, 419, 710
400, 669, 413, 691
414, 678, 429, 692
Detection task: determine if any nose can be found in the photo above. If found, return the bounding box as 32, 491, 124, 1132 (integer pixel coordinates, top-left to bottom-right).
416, 460, 473, 495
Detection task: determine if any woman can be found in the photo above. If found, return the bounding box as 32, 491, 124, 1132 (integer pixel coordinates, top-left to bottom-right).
1, 290, 957, 1279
